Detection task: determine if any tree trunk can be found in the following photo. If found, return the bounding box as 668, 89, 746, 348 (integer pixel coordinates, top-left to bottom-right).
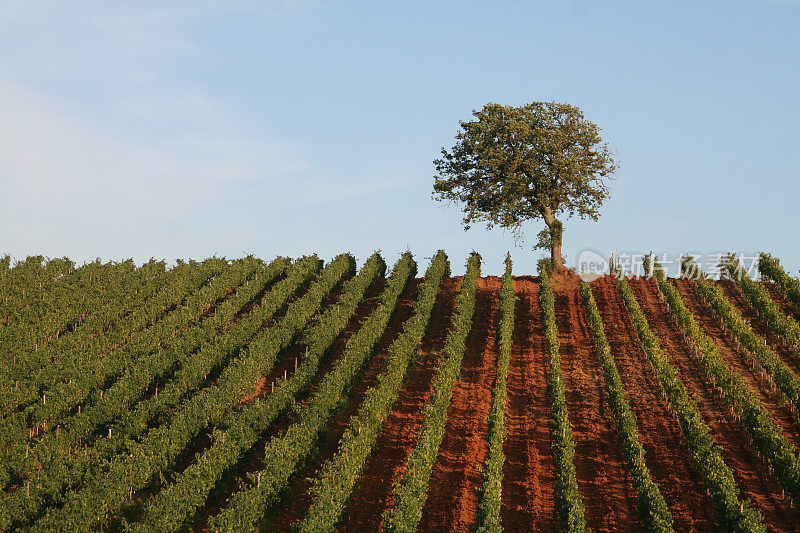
542, 205, 566, 274
549, 221, 566, 274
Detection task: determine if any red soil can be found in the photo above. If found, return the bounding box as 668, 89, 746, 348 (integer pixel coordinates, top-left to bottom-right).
718, 280, 800, 380
237, 376, 268, 404
630, 278, 796, 530
552, 276, 640, 532
31, 273, 800, 532
267, 279, 420, 530
500, 277, 557, 531
674, 279, 800, 450
417, 277, 501, 531
339, 277, 461, 532
590, 276, 715, 531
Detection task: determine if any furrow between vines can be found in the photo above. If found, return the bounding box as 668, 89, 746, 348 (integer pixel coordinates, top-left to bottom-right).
552, 277, 640, 531
630, 277, 794, 531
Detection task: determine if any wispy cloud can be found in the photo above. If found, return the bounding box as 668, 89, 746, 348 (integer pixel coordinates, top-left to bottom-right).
0, 1, 328, 261
0, 79, 309, 259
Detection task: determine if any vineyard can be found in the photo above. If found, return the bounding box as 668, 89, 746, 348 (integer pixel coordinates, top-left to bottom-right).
2, 251, 800, 532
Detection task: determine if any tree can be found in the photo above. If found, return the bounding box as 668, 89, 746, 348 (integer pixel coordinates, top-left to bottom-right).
432, 101, 618, 274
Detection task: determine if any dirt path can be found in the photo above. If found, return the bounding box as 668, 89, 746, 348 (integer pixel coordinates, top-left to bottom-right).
417, 278, 501, 531
718, 280, 800, 380
267, 279, 421, 531
552, 277, 640, 532
338, 277, 461, 532
590, 276, 715, 531
500, 277, 557, 532
675, 279, 800, 450
630, 278, 796, 531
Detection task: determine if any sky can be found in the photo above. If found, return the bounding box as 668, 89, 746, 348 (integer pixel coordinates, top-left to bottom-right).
1, 1, 798, 276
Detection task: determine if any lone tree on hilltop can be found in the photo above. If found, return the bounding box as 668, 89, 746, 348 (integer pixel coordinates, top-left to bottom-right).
432, 101, 618, 274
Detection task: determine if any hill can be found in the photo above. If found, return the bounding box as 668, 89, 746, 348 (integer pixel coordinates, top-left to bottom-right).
0, 252, 798, 532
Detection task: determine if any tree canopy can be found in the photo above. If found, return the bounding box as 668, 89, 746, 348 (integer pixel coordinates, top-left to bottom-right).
433, 101, 618, 273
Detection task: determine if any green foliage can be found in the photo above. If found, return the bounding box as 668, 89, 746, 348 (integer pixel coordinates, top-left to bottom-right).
759, 253, 800, 310
652, 259, 667, 282
382, 253, 481, 533
539, 271, 589, 532
27, 254, 357, 531
0, 257, 282, 529
0, 258, 233, 413
147, 253, 404, 532
537, 254, 568, 276
706, 257, 800, 421
579, 280, 673, 532
726, 255, 800, 354
433, 102, 617, 232
297, 252, 449, 533
660, 277, 800, 513
1, 260, 143, 371
0, 256, 75, 321
679, 255, 704, 280
0, 258, 249, 487
476, 254, 515, 533
617, 276, 764, 532
7, 252, 797, 532
433, 102, 617, 271
642, 253, 653, 278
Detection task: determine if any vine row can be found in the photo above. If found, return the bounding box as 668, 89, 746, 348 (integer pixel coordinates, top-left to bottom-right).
205, 253, 413, 532
580, 279, 673, 532
475, 254, 515, 533
296, 251, 450, 533
659, 276, 800, 506
540, 271, 589, 533
381, 253, 481, 533
618, 275, 765, 531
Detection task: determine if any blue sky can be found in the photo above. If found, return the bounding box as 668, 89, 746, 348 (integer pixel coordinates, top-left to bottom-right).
1, 1, 798, 275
